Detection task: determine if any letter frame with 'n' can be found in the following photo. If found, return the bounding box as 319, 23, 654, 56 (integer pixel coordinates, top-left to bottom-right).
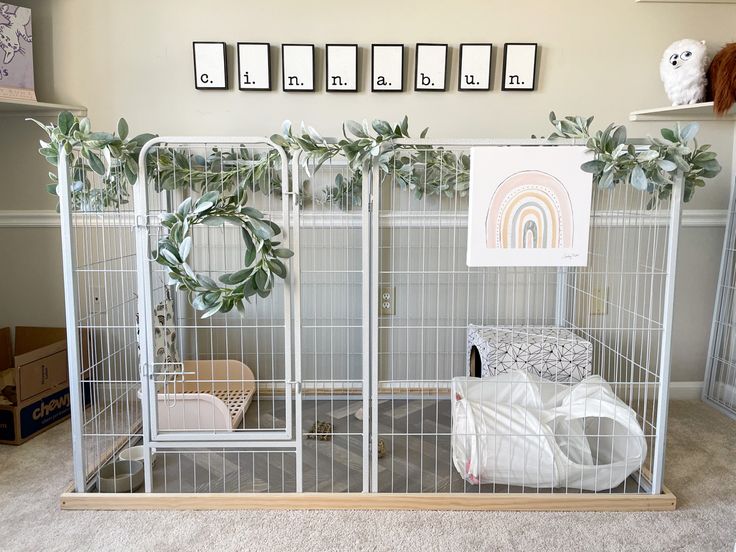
502, 43, 538, 91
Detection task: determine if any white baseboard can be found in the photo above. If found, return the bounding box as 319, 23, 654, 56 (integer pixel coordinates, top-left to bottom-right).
669, 381, 703, 400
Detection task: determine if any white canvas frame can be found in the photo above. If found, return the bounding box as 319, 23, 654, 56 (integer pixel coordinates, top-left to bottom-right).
466, 145, 592, 267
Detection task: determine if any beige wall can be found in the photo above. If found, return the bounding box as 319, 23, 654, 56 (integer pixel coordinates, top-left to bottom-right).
1, 0, 735, 383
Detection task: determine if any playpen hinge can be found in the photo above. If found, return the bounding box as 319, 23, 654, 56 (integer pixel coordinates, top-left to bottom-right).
288, 380, 302, 393
135, 214, 148, 228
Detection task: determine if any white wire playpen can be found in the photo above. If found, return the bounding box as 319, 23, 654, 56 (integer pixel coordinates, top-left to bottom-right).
704, 180, 736, 421
58, 135, 680, 509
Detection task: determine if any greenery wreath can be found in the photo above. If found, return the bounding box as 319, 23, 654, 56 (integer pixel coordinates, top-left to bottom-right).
156, 190, 293, 318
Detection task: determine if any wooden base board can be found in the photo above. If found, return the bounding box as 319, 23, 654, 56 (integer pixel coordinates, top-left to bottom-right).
61, 489, 676, 511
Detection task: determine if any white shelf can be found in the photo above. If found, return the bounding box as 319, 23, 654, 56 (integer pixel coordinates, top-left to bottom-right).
630, 102, 736, 122
636, 0, 736, 3
0, 98, 87, 117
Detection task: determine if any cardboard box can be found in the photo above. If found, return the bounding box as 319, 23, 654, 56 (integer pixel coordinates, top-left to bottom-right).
0, 326, 70, 445
0, 384, 71, 445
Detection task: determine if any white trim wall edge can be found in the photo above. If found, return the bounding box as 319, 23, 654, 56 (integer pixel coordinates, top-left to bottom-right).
669, 381, 704, 400
0, 209, 729, 228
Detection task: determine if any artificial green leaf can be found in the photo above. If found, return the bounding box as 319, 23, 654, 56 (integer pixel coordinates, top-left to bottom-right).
254, 268, 268, 291
599, 170, 614, 189
192, 294, 208, 310
372, 120, 392, 135
630, 165, 648, 191
201, 302, 223, 318
87, 151, 105, 175
657, 159, 677, 172
241, 206, 263, 219
129, 133, 157, 147
198, 274, 219, 290
249, 218, 276, 240
267, 258, 287, 278
177, 197, 193, 217
117, 118, 129, 140
160, 248, 180, 265
179, 236, 192, 260
612, 125, 627, 147
219, 268, 252, 285
344, 120, 366, 138
679, 122, 699, 143
57, 111, 74, 135
637, 149, 659, 162
580, 160, 605, 174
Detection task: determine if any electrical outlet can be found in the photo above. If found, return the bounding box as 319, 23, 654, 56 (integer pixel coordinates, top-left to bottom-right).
591, 286, 608, 316
380, 286, 395, 316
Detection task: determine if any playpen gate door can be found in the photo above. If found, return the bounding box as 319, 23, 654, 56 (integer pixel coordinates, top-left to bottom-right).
135, 138, 298, 451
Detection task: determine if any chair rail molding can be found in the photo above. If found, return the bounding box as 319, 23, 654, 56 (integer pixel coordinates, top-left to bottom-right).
0, 209, 729, 228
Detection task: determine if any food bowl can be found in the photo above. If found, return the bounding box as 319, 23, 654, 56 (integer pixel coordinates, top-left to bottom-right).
98, 460, 144, 493
119, 445, 158, 466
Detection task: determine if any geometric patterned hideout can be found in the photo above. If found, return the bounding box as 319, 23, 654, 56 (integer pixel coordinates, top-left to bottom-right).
467, 325, 592, 383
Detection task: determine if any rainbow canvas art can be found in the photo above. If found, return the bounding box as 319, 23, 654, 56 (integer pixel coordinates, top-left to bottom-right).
467, 146, 592, 267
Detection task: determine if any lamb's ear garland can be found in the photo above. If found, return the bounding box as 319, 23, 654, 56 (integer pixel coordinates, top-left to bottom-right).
708, 43, 736, 115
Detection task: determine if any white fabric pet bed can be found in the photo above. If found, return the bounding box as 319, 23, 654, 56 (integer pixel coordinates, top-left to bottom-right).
451, 371, 647, 491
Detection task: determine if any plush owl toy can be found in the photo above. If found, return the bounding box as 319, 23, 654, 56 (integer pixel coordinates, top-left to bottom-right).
659, 39, 708, 106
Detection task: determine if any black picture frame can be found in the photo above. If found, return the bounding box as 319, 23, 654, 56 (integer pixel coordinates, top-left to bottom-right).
192, 41, 228, 90
414, 43, 449, 92
325, 44, 358, 92
458, 43, 493, 92
281, 43, 316, 92
501, 43, 538, 91
371, 44, 404, 93
237, 42, 271, 91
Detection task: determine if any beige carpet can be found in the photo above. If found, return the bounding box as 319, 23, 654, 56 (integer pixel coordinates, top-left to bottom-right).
1, 400, 735, 552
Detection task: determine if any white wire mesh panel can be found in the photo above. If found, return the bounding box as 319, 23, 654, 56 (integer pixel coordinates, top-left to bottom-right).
151, 449, 297, 493
60, 152, 141, 491
295, 154, 366, 492
373, 140, 675, 495
704, 184, 736, 418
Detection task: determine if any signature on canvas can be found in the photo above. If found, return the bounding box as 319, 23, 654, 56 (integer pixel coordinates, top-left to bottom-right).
0, 4, 32, 64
